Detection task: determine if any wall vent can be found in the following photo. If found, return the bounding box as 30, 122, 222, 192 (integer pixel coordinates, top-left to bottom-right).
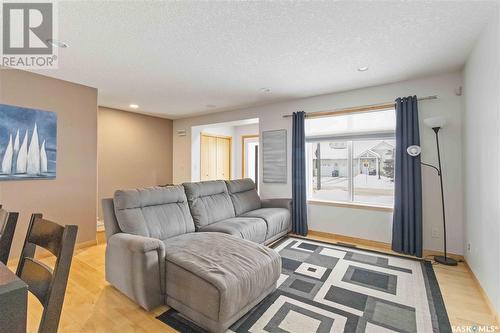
177, 129, 187, 137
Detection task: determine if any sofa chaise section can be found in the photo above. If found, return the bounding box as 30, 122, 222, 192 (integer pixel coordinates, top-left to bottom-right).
164, 232, 281, 333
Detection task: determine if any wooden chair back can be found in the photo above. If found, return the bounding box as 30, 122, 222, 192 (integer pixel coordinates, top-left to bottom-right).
0, 204, 19, 264
16, 213, 78, 333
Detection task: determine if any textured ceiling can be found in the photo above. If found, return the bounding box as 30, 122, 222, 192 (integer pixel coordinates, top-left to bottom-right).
32, 1, 496, 118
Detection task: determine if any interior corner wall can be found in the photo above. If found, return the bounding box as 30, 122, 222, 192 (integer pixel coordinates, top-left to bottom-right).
463, 8, 500, 315
0, 69, 98, 258
173, 71, 465, 254
97, 107, 173, 219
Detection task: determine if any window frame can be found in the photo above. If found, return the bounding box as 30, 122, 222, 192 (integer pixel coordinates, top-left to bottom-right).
305, 110, 396, 211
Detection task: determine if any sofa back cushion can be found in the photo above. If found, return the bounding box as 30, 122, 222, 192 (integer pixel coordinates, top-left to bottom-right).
113, 186, 195, 239
225, 178, 261, 215
182, 180, 235, 229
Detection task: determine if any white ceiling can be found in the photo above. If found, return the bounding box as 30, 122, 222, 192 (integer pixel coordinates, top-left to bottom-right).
33, 1, 496, 119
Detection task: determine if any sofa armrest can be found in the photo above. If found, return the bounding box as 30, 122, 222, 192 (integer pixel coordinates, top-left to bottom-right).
261, 198, 292, 211
108, 233, 165, 254
105, 233, 165, 310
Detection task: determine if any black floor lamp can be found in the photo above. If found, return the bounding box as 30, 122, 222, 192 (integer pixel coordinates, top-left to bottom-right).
406, 116, 457, 266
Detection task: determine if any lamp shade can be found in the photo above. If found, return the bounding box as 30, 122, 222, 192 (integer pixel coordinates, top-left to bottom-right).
406, 145, 422, 157
424, 116, 447, 129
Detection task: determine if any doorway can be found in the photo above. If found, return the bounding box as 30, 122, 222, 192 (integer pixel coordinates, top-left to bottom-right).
191, 118, 259, 182
242, 135, 259, 188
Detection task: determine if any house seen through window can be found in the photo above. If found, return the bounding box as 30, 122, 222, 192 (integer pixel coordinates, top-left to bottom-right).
305, 109, 396, 207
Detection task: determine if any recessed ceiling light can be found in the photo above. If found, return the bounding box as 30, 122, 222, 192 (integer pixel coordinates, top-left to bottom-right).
129, 104, 139, 109
46, 39, 69, 48
206, 104, 217, 108
357, 66, 369, 72
260, 88, 271, 93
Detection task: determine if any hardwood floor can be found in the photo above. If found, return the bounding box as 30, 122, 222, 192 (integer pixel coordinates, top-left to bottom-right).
9, 232, 498, 332
9, 241, 172, 333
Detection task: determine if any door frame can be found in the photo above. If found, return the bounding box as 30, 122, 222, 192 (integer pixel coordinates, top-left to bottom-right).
200, 132, 232, 180
241, 134, 259, 178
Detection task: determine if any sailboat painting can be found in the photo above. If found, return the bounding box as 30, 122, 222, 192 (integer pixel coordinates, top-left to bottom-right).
0, 104, 57, 180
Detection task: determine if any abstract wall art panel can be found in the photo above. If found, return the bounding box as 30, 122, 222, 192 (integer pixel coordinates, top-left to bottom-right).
0, 104, 57, 180
262, 129, 287, 183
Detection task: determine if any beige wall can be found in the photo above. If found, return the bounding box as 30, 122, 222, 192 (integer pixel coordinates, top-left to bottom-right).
463, 8, 500, 314
173, 71, 465, 254
0, 69, 98, 258
98, 107, 173, 219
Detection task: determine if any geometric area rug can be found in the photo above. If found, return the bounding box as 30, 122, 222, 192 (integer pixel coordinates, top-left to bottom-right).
157, 237, 451, 333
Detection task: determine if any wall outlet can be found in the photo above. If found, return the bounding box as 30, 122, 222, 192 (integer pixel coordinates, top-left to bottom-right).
467, 243, 471, 252
431, 228, 440, 238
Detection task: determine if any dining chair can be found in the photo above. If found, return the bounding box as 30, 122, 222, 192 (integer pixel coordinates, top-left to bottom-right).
0, 205, 19, 265
16, 213, 78, 333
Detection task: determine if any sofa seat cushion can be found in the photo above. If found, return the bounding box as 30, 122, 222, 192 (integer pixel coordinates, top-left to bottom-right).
242, 208, 291, 239
198, 217, 267, 244
164, 232, 281, 322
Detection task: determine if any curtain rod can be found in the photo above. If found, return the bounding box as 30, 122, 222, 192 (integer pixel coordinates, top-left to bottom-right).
282, 95, 438, 119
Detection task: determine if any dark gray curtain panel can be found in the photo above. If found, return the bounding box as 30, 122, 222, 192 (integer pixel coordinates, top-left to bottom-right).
292, 111, 308, 236
392, 96, 423, 257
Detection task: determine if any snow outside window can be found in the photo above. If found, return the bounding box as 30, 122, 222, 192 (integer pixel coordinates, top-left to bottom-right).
305, 109, 396, 207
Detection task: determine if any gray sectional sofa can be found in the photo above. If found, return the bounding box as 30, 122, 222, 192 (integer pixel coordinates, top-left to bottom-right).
102, 178, 291, 332
183, 178, 291, 244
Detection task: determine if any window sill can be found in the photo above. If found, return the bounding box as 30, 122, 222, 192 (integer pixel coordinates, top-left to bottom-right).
307, 199, 394, 212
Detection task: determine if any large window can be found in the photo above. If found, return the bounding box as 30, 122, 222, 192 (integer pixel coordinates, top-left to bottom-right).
305, 109, 395, 207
